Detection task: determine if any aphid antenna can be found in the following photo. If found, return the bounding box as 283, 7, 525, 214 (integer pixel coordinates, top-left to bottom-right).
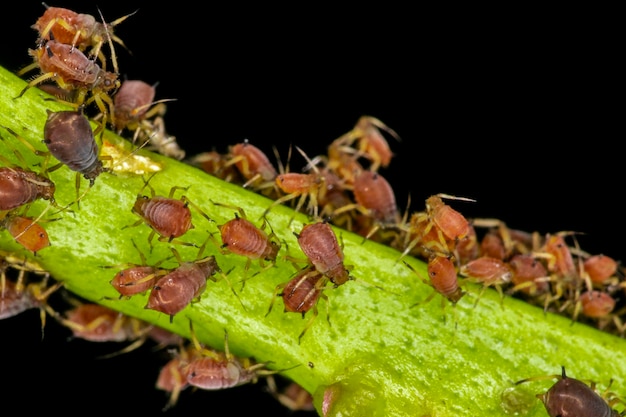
96, 7, 119, 75
435, 193, 477, 203
363, 115, 402, 143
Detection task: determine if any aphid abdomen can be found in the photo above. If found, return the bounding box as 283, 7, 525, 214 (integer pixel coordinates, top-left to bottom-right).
135, 197, 192, 239
220, 218, 268, 260
185, 357, 244, 390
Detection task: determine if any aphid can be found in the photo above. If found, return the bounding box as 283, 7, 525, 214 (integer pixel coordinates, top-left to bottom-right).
459, 256, 513, 307
223, 139, 278, 192
404, 255, 465, 309
183, 328, 289, 392
1, 213, 52, 255
110, 80, 183, 159
145, 245, 243, 322
186, 150, 242, 183
508, 253, 550, 296
266, 265, 330, 343
156, 343, 196, 410
294, 221, 353, 286
31, 4, 136, 72
17, 38, 120, 124
212, 202, 281, 288
262, 146, 329, 223
398, 194, 474, 263
515, 366, 626, 417
42, 109, 106, 205
0, 166, 57, 211
106, 239, 170, 299
583, 254, 619, 286
52, 302, 155, 357
0, 272, 62, 338
125, 173, 212, 245
332, 170, 401, 242
330, 115, 400, 172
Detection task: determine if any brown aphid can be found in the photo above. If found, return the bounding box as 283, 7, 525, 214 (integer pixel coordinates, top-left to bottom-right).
508, 253, 550, 296
0, 166, 56, 211
584, 254, 618, 286
213, 202, 281, 287
224, 140, 278, 192
156, 344, 196, 410
266, 265, 331, 343
145, 245, 243, 322
186, 150, 242, 183
107, 240, 170, 298
330, 115, 400, 172
2, 214, 51, 255
183, 328, 288, 392
126, 174, 211, 245
406, 255, 465, 306
515, 366, 625, 417
43, 109, 106, 194
145, 257, 219, 322
399, 194, 473, 262
32, 4, 136, 72
294, 221, 353, 286
459, 256, 512, 307
333, 170, 401, 242
17, 38, 120, 123
262, 146, 332, 223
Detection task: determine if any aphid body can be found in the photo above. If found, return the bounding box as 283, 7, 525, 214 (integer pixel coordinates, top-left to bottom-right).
0, 166, 56, 211
295, 222, 351, 286
43, 110, 104, 186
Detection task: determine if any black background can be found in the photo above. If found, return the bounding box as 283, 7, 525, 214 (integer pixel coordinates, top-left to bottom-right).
1, 2, 622, 416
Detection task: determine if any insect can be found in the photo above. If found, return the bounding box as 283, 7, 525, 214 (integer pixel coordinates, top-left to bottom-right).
404, 255, 465, 324
266, 377, 315, 412
106, 239, 170, 299
17, 37, 120, 126
41, 109, 108, 208
262, 146, 331, 223
293, 221, 353, 286
515, 366, 626, 417
0, 267, 62, 339
31, 4, 136, 72
400, 194, 474, 259
109, 79, 183, 159
459, 256, 513, 307
212, 202, 281, 289
125, 173, 212, 246
329, 115, 400, 172
223, 139, 279, 193
145, 244, 243, 322
267, 265, 331, 343
583, 254, 619, 286
51, 302, 156, 357
507, 253, 550, 297
1, 213, 52, 255
0, 165, 57, 212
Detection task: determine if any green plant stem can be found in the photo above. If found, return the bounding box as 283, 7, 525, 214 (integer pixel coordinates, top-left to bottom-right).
1, 65, 626, 417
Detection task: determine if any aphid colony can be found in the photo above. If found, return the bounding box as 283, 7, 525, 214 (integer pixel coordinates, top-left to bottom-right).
4, 4, 626, 415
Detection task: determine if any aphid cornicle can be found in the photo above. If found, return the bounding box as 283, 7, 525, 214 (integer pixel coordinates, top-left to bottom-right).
515, 366, 625, 417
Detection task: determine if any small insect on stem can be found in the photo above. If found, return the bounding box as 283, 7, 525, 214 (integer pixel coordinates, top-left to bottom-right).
144, 241, 245, 323
266, 264, 332, 344
41, 109, 108, 208
105, 239, 171, 299
124, 173, 213, 247
514, 366, 626, 417
211, 201, 281, 290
